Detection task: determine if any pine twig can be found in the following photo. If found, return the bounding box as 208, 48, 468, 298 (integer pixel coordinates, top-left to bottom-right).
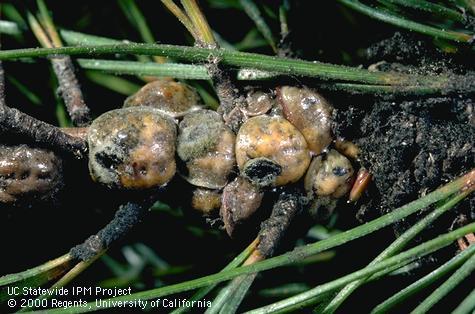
29, 3, 91, 126
0, 10, 84, 161
44, 223, 475, 314
21, 199, 154, 312
180, 0, 243, 127
161, 0, 244, 130
207, 191, 305, 313
50, 56, 90, 126
70, 201, 151, 261
0, 104, 86, 158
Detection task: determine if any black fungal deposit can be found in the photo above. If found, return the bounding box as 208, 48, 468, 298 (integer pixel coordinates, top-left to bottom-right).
332, 33, 475, 234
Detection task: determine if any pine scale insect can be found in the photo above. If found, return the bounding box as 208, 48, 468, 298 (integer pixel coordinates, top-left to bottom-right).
1, 80, 370, 237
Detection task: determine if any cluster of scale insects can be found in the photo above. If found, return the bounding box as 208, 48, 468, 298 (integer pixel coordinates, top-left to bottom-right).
0, 79, 370, 237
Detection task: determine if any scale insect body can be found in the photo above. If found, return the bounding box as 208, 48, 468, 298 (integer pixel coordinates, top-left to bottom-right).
0, 80, 370, 237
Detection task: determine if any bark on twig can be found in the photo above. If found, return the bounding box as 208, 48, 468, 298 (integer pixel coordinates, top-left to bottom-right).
0, 61, 4, 107
51, 56, 91, 126
60, 127, 88, 141
205, 56, 246, 132
0, 31, 4, 107
257, 190, 305, 257
215, 190, 305, 312
28, 7, 91, 126
0, 104, 87, 158
69, 198, 154, 261
0, 28, 86, 157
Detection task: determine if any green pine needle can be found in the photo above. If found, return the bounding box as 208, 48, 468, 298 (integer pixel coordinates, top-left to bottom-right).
323, 190, 472, 313
410, 251, 475, 313
239, 0, 277, 52
338, 0, 473, 42
452, 287, 475, 314
1, 43, 474, 94
371, 244, 475, 313
245, 223, 475, 314
170, 239, 257, 314
0, 254, 73, 302
40, 170, 475, 313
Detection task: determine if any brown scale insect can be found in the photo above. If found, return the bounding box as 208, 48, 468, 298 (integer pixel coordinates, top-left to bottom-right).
304, 149, 355, 219
176, 109, 235, 189
124, 80, 202, 118
191, 188, 222, 215
87, 107, 177, 189
0, 144, 63, 204
220, 177, 264, 236
3, 80, 370, 238
242, 90, 274, 117
90, 82, 370, 237
277, 86, 334, 155
236, 115, 311, 187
